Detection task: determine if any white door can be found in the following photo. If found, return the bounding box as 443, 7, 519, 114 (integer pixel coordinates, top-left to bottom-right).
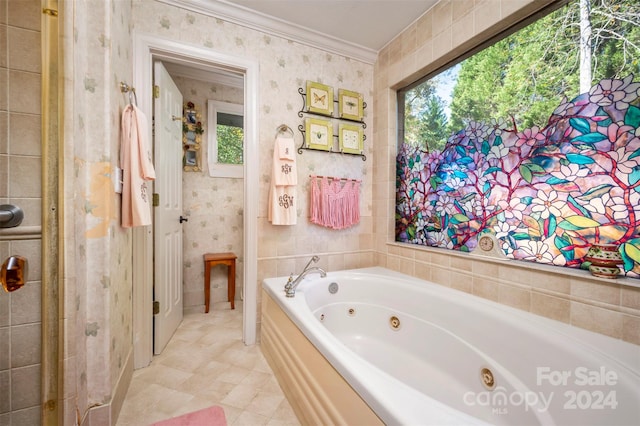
153, 61, 184, 354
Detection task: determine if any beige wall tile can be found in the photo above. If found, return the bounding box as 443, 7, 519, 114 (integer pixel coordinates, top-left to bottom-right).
8, 70, 39, 114
386, 254, 401, 273
430, 251, 450, 268
0, 111, 6, 154
501, 0, 536, 18
7, 0, 39, 30
451, 255, 472, 272
414, 249, 431, 264
397, 256, 415, 275
499, 284, 530, 311
0, 68, 7, 111
452, 0, 476, 18
0, 24, 6, 68
571, 278, 620, 306
473, 277, 499, 302
450, 271, 472, 293
622, 314, 640, 345
9, 112, 39, 156
498, 264, 532, 286
0, 0, 6, 24
10, 364, 40, 410
400, 22, 417, 56
471, 259, 498, 278
431, 266, 451, 287
8, 27, 39, 73
416, 10, 433, 45
10, 323, 40, 367
474, 0, 502, 34
529, 271, 570, 294
451, 9, 475, 50
621, 286, 640, 310
0, 328, 7, 371
8, 155, 40, 198
531, 292, 570, 324
571, 301, 623, 339
415, 262, 432, 282
432, 27, 453, 64
9, 280, 40, 325
10, 197, 40, 227
432, 0, 452, 36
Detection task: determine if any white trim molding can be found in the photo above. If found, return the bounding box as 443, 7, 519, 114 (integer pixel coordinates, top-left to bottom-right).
132, 33, 259, 368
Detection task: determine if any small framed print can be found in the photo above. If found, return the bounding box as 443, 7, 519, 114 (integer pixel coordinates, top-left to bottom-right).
338, 89, 363, 121
305, 118, 333, 151
339, 123, 363, 154
306, 81, 333, 116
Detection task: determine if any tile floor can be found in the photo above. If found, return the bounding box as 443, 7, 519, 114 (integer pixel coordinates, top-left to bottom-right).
116, 302, 300, 426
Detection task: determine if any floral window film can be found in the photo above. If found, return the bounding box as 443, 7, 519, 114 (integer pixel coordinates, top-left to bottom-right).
396, 75, 640, 277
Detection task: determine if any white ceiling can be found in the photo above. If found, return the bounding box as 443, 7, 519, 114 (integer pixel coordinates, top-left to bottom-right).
162, 0, 438, 63
222, 0, 437, 50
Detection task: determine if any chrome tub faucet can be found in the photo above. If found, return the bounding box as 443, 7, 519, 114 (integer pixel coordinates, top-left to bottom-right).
285, 255, 326, 297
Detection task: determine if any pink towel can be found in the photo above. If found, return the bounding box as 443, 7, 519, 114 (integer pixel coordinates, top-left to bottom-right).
120, 104, 156, 228
268, 135, 297, 225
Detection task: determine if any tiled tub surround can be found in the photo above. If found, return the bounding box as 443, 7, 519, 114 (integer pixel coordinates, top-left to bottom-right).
373, 1, 640, 346
262, 267, 640, 425
0, 0, 43, 423
384, 243, 640, 345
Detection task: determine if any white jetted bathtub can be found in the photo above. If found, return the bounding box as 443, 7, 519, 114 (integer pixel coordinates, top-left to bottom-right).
261, 267, 640, 425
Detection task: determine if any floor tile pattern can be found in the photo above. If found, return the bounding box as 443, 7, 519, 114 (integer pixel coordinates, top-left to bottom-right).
116, 303, 300, 426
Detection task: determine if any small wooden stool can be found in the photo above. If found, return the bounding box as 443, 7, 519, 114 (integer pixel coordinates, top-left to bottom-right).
203, 252, 237, 312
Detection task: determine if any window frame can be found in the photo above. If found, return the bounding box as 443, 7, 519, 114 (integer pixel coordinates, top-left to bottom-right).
207, 99, 244, 178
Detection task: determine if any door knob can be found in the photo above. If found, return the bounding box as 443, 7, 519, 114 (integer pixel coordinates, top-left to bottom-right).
1, 255, 28, 292
179, 216, 188, 223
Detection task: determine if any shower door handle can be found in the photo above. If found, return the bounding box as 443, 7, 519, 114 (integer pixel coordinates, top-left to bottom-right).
179, 216, 188, 223
0, 204, 24, 228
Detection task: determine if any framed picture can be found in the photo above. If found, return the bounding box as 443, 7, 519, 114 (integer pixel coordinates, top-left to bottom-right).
305, 118, 333, 151
338, 89, 363, 121
338, 123, 363, 154
306, 80, 333, 116
183, 102, 203, 171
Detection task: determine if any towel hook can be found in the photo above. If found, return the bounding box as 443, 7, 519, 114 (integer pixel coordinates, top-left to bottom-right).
120, 81, 138, 106
276, 124, 294, 138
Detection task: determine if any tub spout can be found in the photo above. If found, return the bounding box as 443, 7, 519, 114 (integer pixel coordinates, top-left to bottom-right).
285, 255, 319, 291
285, 266, 326, 297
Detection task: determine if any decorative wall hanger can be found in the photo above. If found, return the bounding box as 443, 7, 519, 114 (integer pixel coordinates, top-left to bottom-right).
296, 81, 367, 161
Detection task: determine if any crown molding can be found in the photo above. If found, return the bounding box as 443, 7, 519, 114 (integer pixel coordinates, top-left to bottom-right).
156, 0, 378, 64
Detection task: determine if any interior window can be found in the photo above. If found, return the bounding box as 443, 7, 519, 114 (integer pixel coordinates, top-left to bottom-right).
208, 100, 244, 178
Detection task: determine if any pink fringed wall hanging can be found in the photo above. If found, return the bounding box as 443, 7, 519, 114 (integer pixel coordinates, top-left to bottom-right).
310, 175, 361, 229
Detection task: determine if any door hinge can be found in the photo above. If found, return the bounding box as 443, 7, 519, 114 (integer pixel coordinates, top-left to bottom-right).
152, 193, 159, 206
153, 301, 160, 315
153, 85, 160, 98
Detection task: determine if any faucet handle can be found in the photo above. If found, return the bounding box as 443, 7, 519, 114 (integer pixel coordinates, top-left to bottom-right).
284, 273, 293, 291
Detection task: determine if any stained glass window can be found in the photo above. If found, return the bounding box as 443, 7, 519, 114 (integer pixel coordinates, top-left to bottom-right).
396, 0, 640, 277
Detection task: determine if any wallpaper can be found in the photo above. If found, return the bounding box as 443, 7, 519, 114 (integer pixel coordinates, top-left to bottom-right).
132, 0, 375, 277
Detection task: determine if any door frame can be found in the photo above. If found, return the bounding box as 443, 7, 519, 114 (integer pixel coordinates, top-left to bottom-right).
132, 33, 259, 368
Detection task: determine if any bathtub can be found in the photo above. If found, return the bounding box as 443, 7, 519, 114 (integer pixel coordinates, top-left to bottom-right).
261, 267, 640, 425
